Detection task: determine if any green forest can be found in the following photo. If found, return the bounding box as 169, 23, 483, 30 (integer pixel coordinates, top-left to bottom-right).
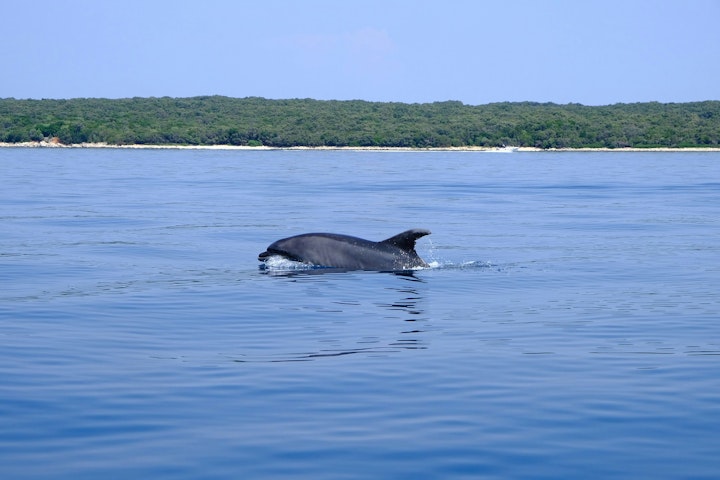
1, 96, 719, 149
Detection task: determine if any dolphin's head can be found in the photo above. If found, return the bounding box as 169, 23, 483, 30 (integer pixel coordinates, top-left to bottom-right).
258, 240, 303, 263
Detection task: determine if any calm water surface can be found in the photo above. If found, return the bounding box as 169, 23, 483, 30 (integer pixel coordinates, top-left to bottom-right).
1, 148, 719, 479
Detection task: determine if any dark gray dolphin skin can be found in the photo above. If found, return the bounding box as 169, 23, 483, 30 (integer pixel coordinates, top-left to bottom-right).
258, 228, 431, 271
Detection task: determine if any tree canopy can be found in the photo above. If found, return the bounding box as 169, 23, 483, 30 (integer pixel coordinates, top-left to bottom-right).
1, 96, 719, 148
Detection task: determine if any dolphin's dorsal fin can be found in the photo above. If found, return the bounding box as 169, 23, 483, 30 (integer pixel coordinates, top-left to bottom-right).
380, 229, 431, 252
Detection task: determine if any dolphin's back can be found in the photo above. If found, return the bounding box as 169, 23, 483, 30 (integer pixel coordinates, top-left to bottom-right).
259, 229, 431, 270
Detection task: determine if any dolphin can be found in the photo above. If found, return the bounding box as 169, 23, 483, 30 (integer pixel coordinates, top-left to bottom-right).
258, 228, 431, 271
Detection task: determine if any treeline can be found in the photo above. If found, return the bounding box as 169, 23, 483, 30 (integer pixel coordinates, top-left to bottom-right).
1, 96, 719, 148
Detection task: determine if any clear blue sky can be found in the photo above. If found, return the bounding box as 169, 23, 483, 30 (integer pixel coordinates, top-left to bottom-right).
4, 0, 719, 105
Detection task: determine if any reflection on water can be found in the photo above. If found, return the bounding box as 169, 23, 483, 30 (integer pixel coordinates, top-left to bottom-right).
234, 272, 430, 362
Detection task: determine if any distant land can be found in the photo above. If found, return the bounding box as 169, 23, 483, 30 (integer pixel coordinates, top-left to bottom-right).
1, 96, 719, 149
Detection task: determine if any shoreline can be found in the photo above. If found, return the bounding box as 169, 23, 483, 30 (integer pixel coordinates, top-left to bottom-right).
1, 141, 719, 152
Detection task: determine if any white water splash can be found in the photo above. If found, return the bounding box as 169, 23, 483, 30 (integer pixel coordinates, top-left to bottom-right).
260, 255, 315, 271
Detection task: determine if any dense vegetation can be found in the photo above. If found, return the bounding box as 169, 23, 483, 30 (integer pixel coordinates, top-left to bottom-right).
1, 96, 719, 148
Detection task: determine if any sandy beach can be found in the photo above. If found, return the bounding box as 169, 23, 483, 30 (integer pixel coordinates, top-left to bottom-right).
1, 141, 719, 152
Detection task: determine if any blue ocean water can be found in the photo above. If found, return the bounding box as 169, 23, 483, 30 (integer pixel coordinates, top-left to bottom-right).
1, 147, 719, 479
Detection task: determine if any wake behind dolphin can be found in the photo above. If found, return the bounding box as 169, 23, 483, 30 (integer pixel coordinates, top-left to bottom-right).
258, 229, 431, 271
